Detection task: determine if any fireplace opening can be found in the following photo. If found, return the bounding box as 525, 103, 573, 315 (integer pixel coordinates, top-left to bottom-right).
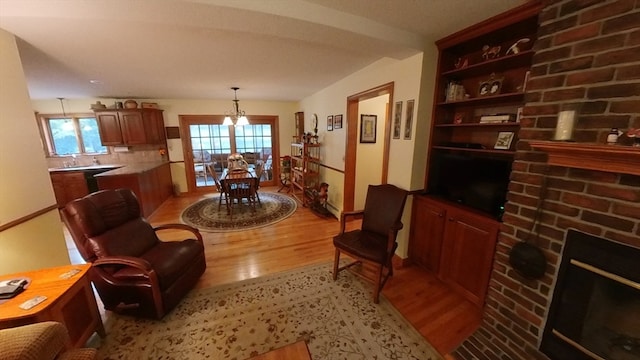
540, 229, 640, 360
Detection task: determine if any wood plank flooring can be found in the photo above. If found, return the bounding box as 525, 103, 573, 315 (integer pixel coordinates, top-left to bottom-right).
63, 187, 480, 356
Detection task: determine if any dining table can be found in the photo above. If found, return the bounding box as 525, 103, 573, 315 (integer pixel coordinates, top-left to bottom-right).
220, 168, 261, 207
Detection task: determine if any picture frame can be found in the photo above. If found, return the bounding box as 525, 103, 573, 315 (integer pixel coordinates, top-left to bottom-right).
360, 114, 377, 143
333, 114, 343, 129
404, 99, 415, 140
393, 101, 402, 139
494, 131, 515, 150
327, 115, 333, 131
479, 77, 503, 97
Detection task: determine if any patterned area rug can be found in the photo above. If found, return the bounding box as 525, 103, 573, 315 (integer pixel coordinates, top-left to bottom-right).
180, 192, 297, 232
96, 262, 442, 360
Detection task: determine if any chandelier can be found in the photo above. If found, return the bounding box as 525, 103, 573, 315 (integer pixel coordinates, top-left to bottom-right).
222, 87, 249, 126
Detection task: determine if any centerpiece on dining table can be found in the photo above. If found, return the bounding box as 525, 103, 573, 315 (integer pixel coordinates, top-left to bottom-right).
227, 153, 249, 170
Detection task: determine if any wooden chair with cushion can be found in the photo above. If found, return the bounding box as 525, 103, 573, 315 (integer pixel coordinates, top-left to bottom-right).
61, 188, 206, 319
332, 184, 408, 303
222, 172, 258, 219
207, 163, 227, 210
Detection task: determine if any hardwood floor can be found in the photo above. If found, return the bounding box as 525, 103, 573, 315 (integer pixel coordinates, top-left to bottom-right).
63, 187, 481, 356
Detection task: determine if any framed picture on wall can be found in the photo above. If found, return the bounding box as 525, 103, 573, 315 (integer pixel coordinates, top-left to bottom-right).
334, 114, 343, 129
360, 114, 377, 143
404, 99, 415, 140
327, 115, 333, 131
393, 101, 402, 139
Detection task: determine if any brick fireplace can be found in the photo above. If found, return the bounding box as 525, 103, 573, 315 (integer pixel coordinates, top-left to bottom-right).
453, 1, 640, 359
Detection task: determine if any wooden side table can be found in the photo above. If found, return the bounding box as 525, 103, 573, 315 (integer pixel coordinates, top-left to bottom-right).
0, 264, 105, 348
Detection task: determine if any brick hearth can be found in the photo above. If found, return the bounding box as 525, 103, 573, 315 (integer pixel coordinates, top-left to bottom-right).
453, 0, 640, 359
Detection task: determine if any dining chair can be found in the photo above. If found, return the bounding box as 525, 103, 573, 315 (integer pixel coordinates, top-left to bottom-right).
222, 175, 258, 219
332, 184, 408, 303
207, 163, 227, 210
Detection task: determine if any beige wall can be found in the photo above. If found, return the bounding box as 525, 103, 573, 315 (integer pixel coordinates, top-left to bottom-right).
299, 52, 437, 258
354, 95, 388, 209
0, 29, 70, 275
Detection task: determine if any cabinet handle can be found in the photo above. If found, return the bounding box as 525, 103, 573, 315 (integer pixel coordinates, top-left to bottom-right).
448, 217, 455, 221
438, 212, 444, 217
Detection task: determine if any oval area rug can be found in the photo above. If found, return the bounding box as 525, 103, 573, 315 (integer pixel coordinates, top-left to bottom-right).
181, 192, 297, 232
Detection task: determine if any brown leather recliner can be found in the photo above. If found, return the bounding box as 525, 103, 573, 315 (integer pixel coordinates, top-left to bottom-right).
61, 188, 206, 319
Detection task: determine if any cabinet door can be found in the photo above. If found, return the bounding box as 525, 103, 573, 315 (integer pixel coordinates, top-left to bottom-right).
50, 172, 89, 207
143, 110, 165, 144
441, 208, 499, 306
409, 196, 446, 272
96, 112, 123, 145
119, 111, 147, 145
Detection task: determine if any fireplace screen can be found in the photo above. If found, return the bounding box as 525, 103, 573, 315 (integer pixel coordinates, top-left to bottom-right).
541, 230, 640, 360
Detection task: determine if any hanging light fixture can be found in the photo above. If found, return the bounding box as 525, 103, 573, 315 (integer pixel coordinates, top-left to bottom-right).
222, 87, 249, 126
57, 97, 67, 117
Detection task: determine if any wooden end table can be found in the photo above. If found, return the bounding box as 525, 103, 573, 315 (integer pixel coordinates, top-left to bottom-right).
248, 340, 311, 360
0, 263, 105, 348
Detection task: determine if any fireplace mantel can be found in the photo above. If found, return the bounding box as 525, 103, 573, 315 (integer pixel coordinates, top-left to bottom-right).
529, 141, 640, 176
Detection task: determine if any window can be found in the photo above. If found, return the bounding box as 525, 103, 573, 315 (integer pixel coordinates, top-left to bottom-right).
39, 114, 108, 156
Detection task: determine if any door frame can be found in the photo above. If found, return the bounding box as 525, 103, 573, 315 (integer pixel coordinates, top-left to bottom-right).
343, 82, 394, 212
179, 115, 280, 193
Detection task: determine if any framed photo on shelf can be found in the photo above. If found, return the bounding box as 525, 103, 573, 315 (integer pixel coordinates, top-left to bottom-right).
334, 114, 343, 129
494, 131, 515, 150
327, 115, 333, 131
404, 99, 415, 140
393, 101, 402, 139
479, 76, 503, 97
360, 114, 377, 143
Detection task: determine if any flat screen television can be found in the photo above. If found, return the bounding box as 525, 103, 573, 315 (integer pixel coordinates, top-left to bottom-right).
427, 152, 512, 219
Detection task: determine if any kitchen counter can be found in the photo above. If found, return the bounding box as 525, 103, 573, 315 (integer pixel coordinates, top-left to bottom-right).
93, 161, 169, 177
94, 162, 173, 216
48, 164, 122, 173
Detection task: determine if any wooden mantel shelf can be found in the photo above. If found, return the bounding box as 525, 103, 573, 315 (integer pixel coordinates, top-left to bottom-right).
529, 141, 640, 176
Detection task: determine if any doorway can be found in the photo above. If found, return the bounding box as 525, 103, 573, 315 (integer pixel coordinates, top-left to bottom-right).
180, 115, 279, 193
343, 82, 394, 211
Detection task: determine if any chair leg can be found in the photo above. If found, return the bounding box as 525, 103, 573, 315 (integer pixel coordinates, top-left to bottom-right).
333, 249, 340, 280
373, 264, 384, 304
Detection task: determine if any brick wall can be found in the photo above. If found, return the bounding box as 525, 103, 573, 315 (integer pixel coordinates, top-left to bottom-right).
454, 1, 640, 359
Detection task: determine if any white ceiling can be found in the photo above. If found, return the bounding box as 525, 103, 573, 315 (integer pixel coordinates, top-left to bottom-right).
0, 0, 527, 101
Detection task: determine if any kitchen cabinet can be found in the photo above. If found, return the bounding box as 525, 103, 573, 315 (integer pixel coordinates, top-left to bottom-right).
96, 162, 172, 217
409, 195, 499, 307
95, 108, 165, 146
50, 171, 89, 208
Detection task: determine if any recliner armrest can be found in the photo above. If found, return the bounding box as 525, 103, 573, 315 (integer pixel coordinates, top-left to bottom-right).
94, 255, 153, 271
153, 223, 203, 245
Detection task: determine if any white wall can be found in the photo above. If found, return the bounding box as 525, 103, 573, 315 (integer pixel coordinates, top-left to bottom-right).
0, 29, 70, 275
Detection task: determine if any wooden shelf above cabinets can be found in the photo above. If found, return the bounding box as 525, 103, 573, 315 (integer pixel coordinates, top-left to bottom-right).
529, 141, 640, 176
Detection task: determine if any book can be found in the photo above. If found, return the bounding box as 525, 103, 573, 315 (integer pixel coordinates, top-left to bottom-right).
480, 114, 516, 123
